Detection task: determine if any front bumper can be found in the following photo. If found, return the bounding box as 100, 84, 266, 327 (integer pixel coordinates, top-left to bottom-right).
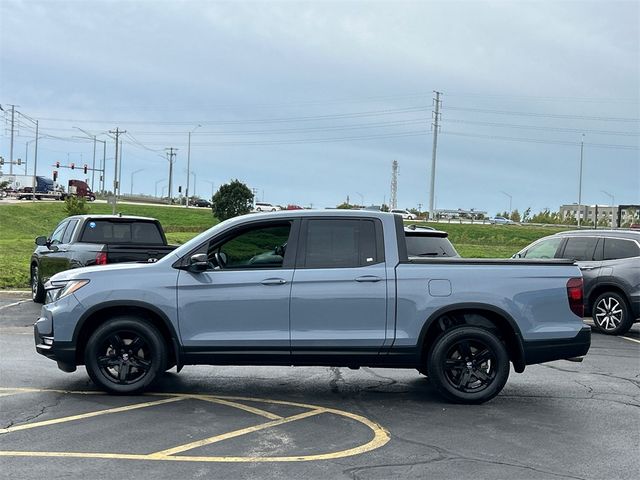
34, 316, 77, 372
523, 324, 591, 366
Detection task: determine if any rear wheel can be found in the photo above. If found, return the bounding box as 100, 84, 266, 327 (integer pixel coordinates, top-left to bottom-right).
31, 265, 45, 303
592, 292, 633, 335
85, 317, 166, 394
427, 326, 510, 404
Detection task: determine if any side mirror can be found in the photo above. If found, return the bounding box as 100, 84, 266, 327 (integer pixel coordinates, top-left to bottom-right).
512, 252, 522, 259
35, 236, 48, 246
188, 253, 210, 273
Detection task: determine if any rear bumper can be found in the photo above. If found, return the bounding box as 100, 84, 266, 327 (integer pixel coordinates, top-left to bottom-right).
523, 325, 591, 366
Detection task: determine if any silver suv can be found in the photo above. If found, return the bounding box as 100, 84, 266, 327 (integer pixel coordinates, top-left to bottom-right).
514, 230, 640, 335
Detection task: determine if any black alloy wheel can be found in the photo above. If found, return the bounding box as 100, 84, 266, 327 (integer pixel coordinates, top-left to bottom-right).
85, 317, 166, 394
427, 326, 509, 404
592, 292, 633, 335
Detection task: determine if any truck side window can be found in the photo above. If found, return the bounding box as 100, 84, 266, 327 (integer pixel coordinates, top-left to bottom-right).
208, 223, 292, 269
62, 219, 79, 244
303, 219, 378, 268
50, 221, 69, 245
561, 237, 598, 261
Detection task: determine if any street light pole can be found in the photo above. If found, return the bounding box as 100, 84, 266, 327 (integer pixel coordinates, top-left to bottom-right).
203, 180, 215, 200
130, 169, 144, 196
185, 124, 201, 209
32, 120, 39, 203
578, 134, 585, 227
500, 191, 513, 217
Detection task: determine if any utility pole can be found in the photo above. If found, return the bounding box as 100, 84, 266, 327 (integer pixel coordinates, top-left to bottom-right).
390, 160, 398, 210
109, 128, 126, 214
118, 139, 123, 198
8, 104, 16, 175
31, 120, 39, 203
429, 91, 442, 221
91, 135, 96, 191
165, 147, 178, 204
577, 134, 585, 227
101, 140, 106, 193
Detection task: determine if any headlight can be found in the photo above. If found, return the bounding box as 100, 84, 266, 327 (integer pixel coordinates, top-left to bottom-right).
45, 279, 90, 303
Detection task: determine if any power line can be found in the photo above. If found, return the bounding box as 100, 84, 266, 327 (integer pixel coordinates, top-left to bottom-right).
443, 106, 640, 123
442, 118, 640, 136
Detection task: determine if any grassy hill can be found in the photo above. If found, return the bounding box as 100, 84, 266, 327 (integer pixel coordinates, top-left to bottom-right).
0, 201, 567, 289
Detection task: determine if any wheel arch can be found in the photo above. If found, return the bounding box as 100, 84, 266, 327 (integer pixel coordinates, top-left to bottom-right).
418, 303, 526, 373
73, 301, 182, 370
586, 283, 631, 315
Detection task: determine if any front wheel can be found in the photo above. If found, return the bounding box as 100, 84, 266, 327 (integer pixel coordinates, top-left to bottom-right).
592, 292, 633, 335
85, 317, 166, 394
427, 326, 510, 404
31, 265, 45, 303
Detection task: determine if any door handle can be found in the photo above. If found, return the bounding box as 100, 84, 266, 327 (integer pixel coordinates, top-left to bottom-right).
355, 275, 382, 283
261, 278, 287, 286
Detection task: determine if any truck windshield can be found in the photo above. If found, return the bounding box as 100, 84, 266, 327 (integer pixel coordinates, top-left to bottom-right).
80, 220, 165, 244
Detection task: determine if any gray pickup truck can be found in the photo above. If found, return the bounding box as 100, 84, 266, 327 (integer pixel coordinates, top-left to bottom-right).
31, 215, 176, 303
34, 210, 590, 403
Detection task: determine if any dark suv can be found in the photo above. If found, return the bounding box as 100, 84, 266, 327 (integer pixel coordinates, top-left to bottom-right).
514, 230, 640, 335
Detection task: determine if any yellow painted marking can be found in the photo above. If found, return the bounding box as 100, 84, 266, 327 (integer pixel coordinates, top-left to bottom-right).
149, 408, 325, 458
0, 386, 391, 462
621, 336, 640, 345
0, 396, 184, 434
0, 387, 103, 396
193, 395, 282, 420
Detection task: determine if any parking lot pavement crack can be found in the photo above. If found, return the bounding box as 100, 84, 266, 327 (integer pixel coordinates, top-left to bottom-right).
541, 364, 640, 390
342, 433, 589, 480
2, 393, 63, 431
361, 368, 400, 392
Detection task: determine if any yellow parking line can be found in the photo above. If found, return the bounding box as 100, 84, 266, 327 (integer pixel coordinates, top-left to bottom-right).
149, 408, 326, 458
621, 336, 640, 345
193, 395, 282, 420
0, 396, 184, 434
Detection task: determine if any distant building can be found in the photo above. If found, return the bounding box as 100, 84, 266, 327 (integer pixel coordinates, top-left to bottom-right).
435, 208, 488, 220
559, 204, 639, 226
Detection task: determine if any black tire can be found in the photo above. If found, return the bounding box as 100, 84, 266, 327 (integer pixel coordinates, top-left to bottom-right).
31, 265, 45, 303
85, 317, 166, 394
592, 292, 633, 335
427, 326, 510, 404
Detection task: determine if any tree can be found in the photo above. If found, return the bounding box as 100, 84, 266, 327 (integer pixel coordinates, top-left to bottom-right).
211, 179, 254, 220
522, 207, 532, 223
64, 195, 89, 216
509, 209, 521, 222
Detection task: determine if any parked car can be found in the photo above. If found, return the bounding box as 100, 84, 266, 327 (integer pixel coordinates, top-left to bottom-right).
253, 202, 280, 212
286, 204, 303, 210
489, 216, 515, 225
31, 215, 177, 303
513, 230, 640, 335
391, 209, 416, 220
35, 210, 589, 404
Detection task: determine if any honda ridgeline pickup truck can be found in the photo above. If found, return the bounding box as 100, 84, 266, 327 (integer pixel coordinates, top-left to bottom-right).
31, 215, 177, 303
35, 210, 590, 403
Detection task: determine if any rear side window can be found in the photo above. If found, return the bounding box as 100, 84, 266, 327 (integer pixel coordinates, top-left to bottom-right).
80, 220, 165, 244
406, 235, 458, 257
561, 237, 598, 261
302, 219, 380, 268
62, 219, 79, 244
603, 238, 640, 260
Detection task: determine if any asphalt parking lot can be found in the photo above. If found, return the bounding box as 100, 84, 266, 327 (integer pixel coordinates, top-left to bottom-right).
1, 291, 638, 480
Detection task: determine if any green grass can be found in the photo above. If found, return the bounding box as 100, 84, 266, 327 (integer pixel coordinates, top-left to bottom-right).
0, 202, 569, 289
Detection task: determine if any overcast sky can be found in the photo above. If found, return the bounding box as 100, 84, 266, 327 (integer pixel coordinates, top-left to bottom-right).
1, 0, 638, 214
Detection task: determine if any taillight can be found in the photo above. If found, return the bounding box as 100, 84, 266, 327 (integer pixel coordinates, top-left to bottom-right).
567, 277, 584, 317
95, 252, 108, 265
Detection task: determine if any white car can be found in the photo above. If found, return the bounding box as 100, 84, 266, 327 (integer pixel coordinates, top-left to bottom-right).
391, 209, 416, 220
253, 202, 281, 212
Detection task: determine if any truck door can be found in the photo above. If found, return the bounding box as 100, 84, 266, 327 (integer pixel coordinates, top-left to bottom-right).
38, 219, 75, 282
176, 220, 296, 357
289, 218, 388, 356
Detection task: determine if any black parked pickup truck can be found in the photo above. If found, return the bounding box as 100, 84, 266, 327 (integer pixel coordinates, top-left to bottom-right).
31, 215, 177, 303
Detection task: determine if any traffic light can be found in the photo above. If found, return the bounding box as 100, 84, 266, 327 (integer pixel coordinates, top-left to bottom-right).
70, 163, 75, 170
178, 186, 182, 193
0, 157, 4, 166
17, 158, 21, 165
53, 170, 58, 181
56, 161, 60, 168
83, 164, 88, 174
